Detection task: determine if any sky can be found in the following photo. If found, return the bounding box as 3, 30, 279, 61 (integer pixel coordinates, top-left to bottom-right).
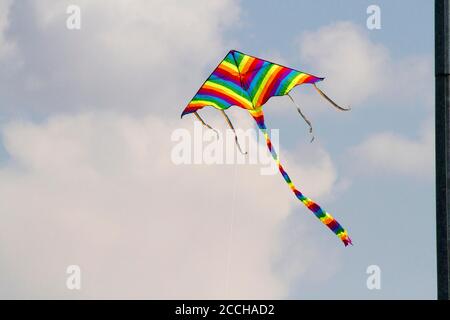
0, 0, 435, 299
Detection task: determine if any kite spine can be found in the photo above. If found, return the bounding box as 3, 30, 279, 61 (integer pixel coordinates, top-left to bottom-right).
249, 109, 352, 246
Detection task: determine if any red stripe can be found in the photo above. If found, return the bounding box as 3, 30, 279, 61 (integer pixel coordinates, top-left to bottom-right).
265, 68, 292, 99
327, 220, 339, 230
181, 105, 202, 117
257, 66, 288, 106
242, 58, 264, 89
213, 66, 241, 86
197, 87, 243, 107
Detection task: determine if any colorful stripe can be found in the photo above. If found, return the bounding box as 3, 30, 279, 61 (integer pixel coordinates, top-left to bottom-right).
181, 50, 351, 246
249, 108, 352, 246
181, 50, 323, 117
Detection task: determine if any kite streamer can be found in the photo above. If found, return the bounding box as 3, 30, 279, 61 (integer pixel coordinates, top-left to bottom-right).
181, 50, 352, 246
249, 108, 352, 246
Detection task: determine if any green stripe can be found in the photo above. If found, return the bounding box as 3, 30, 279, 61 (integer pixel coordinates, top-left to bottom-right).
251, 65, 276, 105
209, 78, 250, 101
232, 51, 245, 70
278, 70, 300, 95
192, 95, 229, 108
248, 65, 272, 103
224, 53, 236, 65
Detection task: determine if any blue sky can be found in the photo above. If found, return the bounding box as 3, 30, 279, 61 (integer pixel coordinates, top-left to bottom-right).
227, 0, 435, 299
0, 0, 435, 299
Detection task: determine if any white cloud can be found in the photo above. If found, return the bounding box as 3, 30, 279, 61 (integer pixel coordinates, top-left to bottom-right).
0, 111, 341, 298
299, 22, 388, 106
0, 4, 355, 299
348, 121, 434, 178
0, 0, 240, 116
293, 21, 434, 180
295, 22, 432, 109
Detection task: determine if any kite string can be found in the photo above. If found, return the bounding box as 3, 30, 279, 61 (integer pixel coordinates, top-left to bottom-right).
313, 83, 351, 111
225, 159, 239, 297
249, 109, 352, 246
220, 110, 247, 155
286, 93, 315, 143
194, 111, 220, 138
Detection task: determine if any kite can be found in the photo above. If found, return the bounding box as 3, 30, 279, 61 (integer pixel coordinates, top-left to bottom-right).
181, 50, 352, 246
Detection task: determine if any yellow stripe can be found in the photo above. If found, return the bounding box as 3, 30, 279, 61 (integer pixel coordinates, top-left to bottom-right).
339, 231, 348, 237
190, 100, 221, 110
285, 73, 308, 93
204, 81, 252, 109
255, 65, 283, 106
249, 108, 263, 117
219, 62, 239, 76
221, 61, 239, 73
320, 213, 334, 224
239, 55, 252, 73
252, 64, 278, 105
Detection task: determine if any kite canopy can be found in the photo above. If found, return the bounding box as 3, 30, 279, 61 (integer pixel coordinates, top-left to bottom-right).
181, 50, 324, 117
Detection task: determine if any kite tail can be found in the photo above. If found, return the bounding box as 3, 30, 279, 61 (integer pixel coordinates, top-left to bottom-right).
249, 109, 352, 246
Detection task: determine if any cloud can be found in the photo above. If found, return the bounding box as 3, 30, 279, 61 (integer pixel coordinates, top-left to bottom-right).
299, 22, 389, 106
0, 0, 347, 299
0, 111, 341, 298
295, 22, 432, 109
293, 21, 434, 180
347, 120, 434, 178
0, 0, 240, 117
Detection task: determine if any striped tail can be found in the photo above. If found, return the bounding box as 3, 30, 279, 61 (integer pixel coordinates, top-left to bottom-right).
249, 109, 352, 246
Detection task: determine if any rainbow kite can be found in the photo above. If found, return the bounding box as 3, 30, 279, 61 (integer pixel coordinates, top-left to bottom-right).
181, 50, 352, 246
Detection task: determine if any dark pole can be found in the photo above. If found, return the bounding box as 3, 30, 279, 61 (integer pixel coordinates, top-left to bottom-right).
436, 0, 450, 300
